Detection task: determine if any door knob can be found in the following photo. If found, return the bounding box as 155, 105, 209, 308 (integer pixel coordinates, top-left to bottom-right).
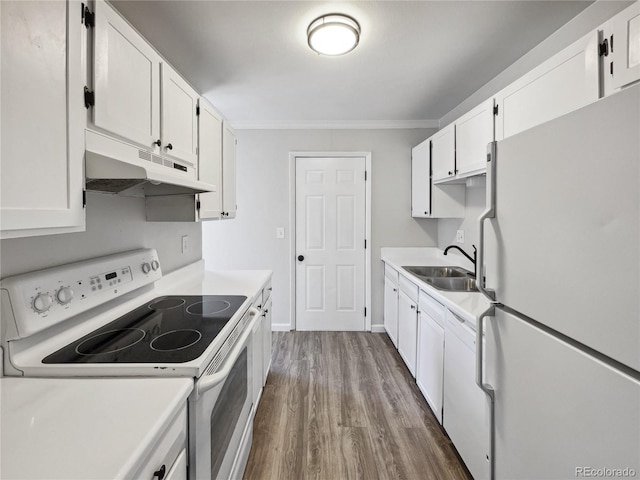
297, 255, 304, 261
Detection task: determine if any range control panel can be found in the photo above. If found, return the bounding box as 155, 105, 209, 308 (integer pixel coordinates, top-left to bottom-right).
0, 249, 161, 340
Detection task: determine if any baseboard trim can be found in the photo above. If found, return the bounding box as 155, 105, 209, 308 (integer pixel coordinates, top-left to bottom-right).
272, 323, 292, 332
371, 324, 386, 333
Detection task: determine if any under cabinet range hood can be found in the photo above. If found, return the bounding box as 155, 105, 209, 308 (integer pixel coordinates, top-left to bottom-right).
85, 130, 216, 196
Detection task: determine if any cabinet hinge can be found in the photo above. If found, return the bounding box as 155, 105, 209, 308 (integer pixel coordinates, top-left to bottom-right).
599, 38, 609, 57
610, 35, 613, 53
84, 86, 95, 109
364, 239, 367, 249
196, 200, 201, 210
82, 190, 87, 208
493, 104, 499, 116
196, 105, 200, 116
364, 170, 367, 181
610, 61, 614, 75
82, 5, 95, 28
364, 307, 367, 317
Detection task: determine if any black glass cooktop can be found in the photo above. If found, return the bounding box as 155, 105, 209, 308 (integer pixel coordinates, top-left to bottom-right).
43, 295, 247, 364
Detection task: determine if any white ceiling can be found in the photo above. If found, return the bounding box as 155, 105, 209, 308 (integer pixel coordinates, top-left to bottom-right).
111, 1, 593, 128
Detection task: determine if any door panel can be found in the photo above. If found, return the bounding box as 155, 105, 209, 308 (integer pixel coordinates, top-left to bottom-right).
486, 85, 640, 370
295, 157, 366, 331
488, 309, 640, 479
93, 0, 160, 149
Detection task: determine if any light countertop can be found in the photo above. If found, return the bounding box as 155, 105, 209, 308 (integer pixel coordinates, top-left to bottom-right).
0, 376, 192, 480
381, 247, 491, 327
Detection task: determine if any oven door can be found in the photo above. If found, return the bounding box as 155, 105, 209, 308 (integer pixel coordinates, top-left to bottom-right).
189, 308, 258, 480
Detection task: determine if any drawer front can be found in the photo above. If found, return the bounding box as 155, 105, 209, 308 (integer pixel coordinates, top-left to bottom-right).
384, 264, 399, 284
419, 290, 445, 327
399, 274, 419, 302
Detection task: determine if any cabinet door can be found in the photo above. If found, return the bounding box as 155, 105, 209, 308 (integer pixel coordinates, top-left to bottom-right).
165, 448, 187, 480
431, 124, 456, 183
411, 140, 430, 217
251, 313, 263, 408
222, 123, 237, 219
611, 2, 640, 90
1, 0, 85, 238
383, 277, 399, 347
397, 291, 418, 376
93, 0, 161, 150
495, 31, 599, 141
197, 99, 223, 220
263, 299, 272, 383
455, 98, 494, 178
161, 63, 199, 166
416, 311, 444, 423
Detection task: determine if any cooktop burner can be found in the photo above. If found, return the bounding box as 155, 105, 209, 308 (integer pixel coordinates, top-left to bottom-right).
43, 295, 247, 364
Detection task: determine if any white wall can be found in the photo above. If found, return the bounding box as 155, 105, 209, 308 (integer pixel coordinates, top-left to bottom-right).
202, 128, 436, 331
0, 192, 202, 278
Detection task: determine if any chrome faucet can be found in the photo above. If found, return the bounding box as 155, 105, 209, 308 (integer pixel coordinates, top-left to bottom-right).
444, 244, 477, 278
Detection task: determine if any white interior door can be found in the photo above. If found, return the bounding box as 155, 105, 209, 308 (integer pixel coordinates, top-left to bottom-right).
295, 156, 366, 331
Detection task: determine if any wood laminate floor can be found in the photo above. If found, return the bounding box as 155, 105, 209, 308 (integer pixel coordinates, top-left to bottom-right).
243, 331, 472, 480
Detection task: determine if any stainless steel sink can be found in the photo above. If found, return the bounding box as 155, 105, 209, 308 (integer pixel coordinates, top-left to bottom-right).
401, 265, 478, 292
402, 266, 471, 278
423, 276, 478, 292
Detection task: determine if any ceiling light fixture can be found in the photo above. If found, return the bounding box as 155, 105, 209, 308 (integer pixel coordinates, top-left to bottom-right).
307, 14, 361, 56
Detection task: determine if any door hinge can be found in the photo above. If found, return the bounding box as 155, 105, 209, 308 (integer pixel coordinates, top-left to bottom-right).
364, 307, 367, 317
364, 171, 367, 181
493, 104, 499, 116
196, 105, 200, 116
196, 200, 201, 210
82, 190, 87, 208
82, 5, 94, 28
84, 86, 95, 109
599, 38, 609, 57
610, 61, 614, 75
364, 239, 367, 249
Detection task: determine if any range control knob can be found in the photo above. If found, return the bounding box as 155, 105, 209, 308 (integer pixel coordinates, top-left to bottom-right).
32, 293, 53, 313
142, 262, 152, 274
56, 286, 74, 305
151, 260, 160, 271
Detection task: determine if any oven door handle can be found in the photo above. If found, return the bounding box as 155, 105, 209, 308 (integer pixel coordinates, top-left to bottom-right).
196, 307, 260, 396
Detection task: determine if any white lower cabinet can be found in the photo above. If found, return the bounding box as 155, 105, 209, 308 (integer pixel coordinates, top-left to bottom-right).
383, 266, 399, 347
443, 309, 490, 480
251, 307, 264, 409
133, 405, 188, 480
397, 275, 419, 377
416, 291, 445, 424
262, 297, 273, 383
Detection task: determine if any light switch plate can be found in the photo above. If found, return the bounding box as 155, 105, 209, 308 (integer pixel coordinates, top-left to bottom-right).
181, 235, 189, 253
456, 230, 465, 243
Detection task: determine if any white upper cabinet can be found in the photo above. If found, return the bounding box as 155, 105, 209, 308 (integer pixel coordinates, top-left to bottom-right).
431, 123, 456, 183
221, 123, 237, 219
160, 63, 199, 166
92, 0, 161, 151
1, 0, 85, 239
454, 98, 494, 178
611, 2, 640, 90
495, 32, 600, 141
198, 99, 224, 220
411, 140, 431, 217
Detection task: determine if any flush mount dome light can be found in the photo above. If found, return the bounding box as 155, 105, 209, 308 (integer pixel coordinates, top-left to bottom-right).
307, 14, 361, 56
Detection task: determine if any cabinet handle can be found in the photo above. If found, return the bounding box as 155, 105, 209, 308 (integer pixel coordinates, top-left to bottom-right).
410, 305, 416, 310
393, 288, 397, 292
448, 170, 453, 176
153, 139, 161, 147
166, 143, 173, 151
153, 465, 166, 480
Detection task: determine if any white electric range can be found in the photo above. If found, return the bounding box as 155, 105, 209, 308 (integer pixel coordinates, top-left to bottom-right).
0, 249, 262, 480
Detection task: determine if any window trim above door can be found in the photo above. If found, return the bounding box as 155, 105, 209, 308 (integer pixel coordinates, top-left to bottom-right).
288, 152, 372, 331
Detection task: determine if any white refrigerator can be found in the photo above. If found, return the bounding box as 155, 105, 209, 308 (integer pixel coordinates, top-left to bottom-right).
477, 83, 640, 479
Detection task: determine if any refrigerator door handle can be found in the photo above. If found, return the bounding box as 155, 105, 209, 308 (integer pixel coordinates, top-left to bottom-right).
477, 304, 496, 480
477, 141, 497, 301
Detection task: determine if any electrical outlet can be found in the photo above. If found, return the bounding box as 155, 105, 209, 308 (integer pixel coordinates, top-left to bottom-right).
456, 230, 465, 243
181, 235, 189, 253
276, 227, 285, 239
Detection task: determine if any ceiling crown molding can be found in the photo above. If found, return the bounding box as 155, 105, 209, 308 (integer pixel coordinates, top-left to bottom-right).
229, 119, 439, 130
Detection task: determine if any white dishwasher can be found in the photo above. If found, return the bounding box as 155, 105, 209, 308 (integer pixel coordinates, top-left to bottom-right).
443, 309, 490, 480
